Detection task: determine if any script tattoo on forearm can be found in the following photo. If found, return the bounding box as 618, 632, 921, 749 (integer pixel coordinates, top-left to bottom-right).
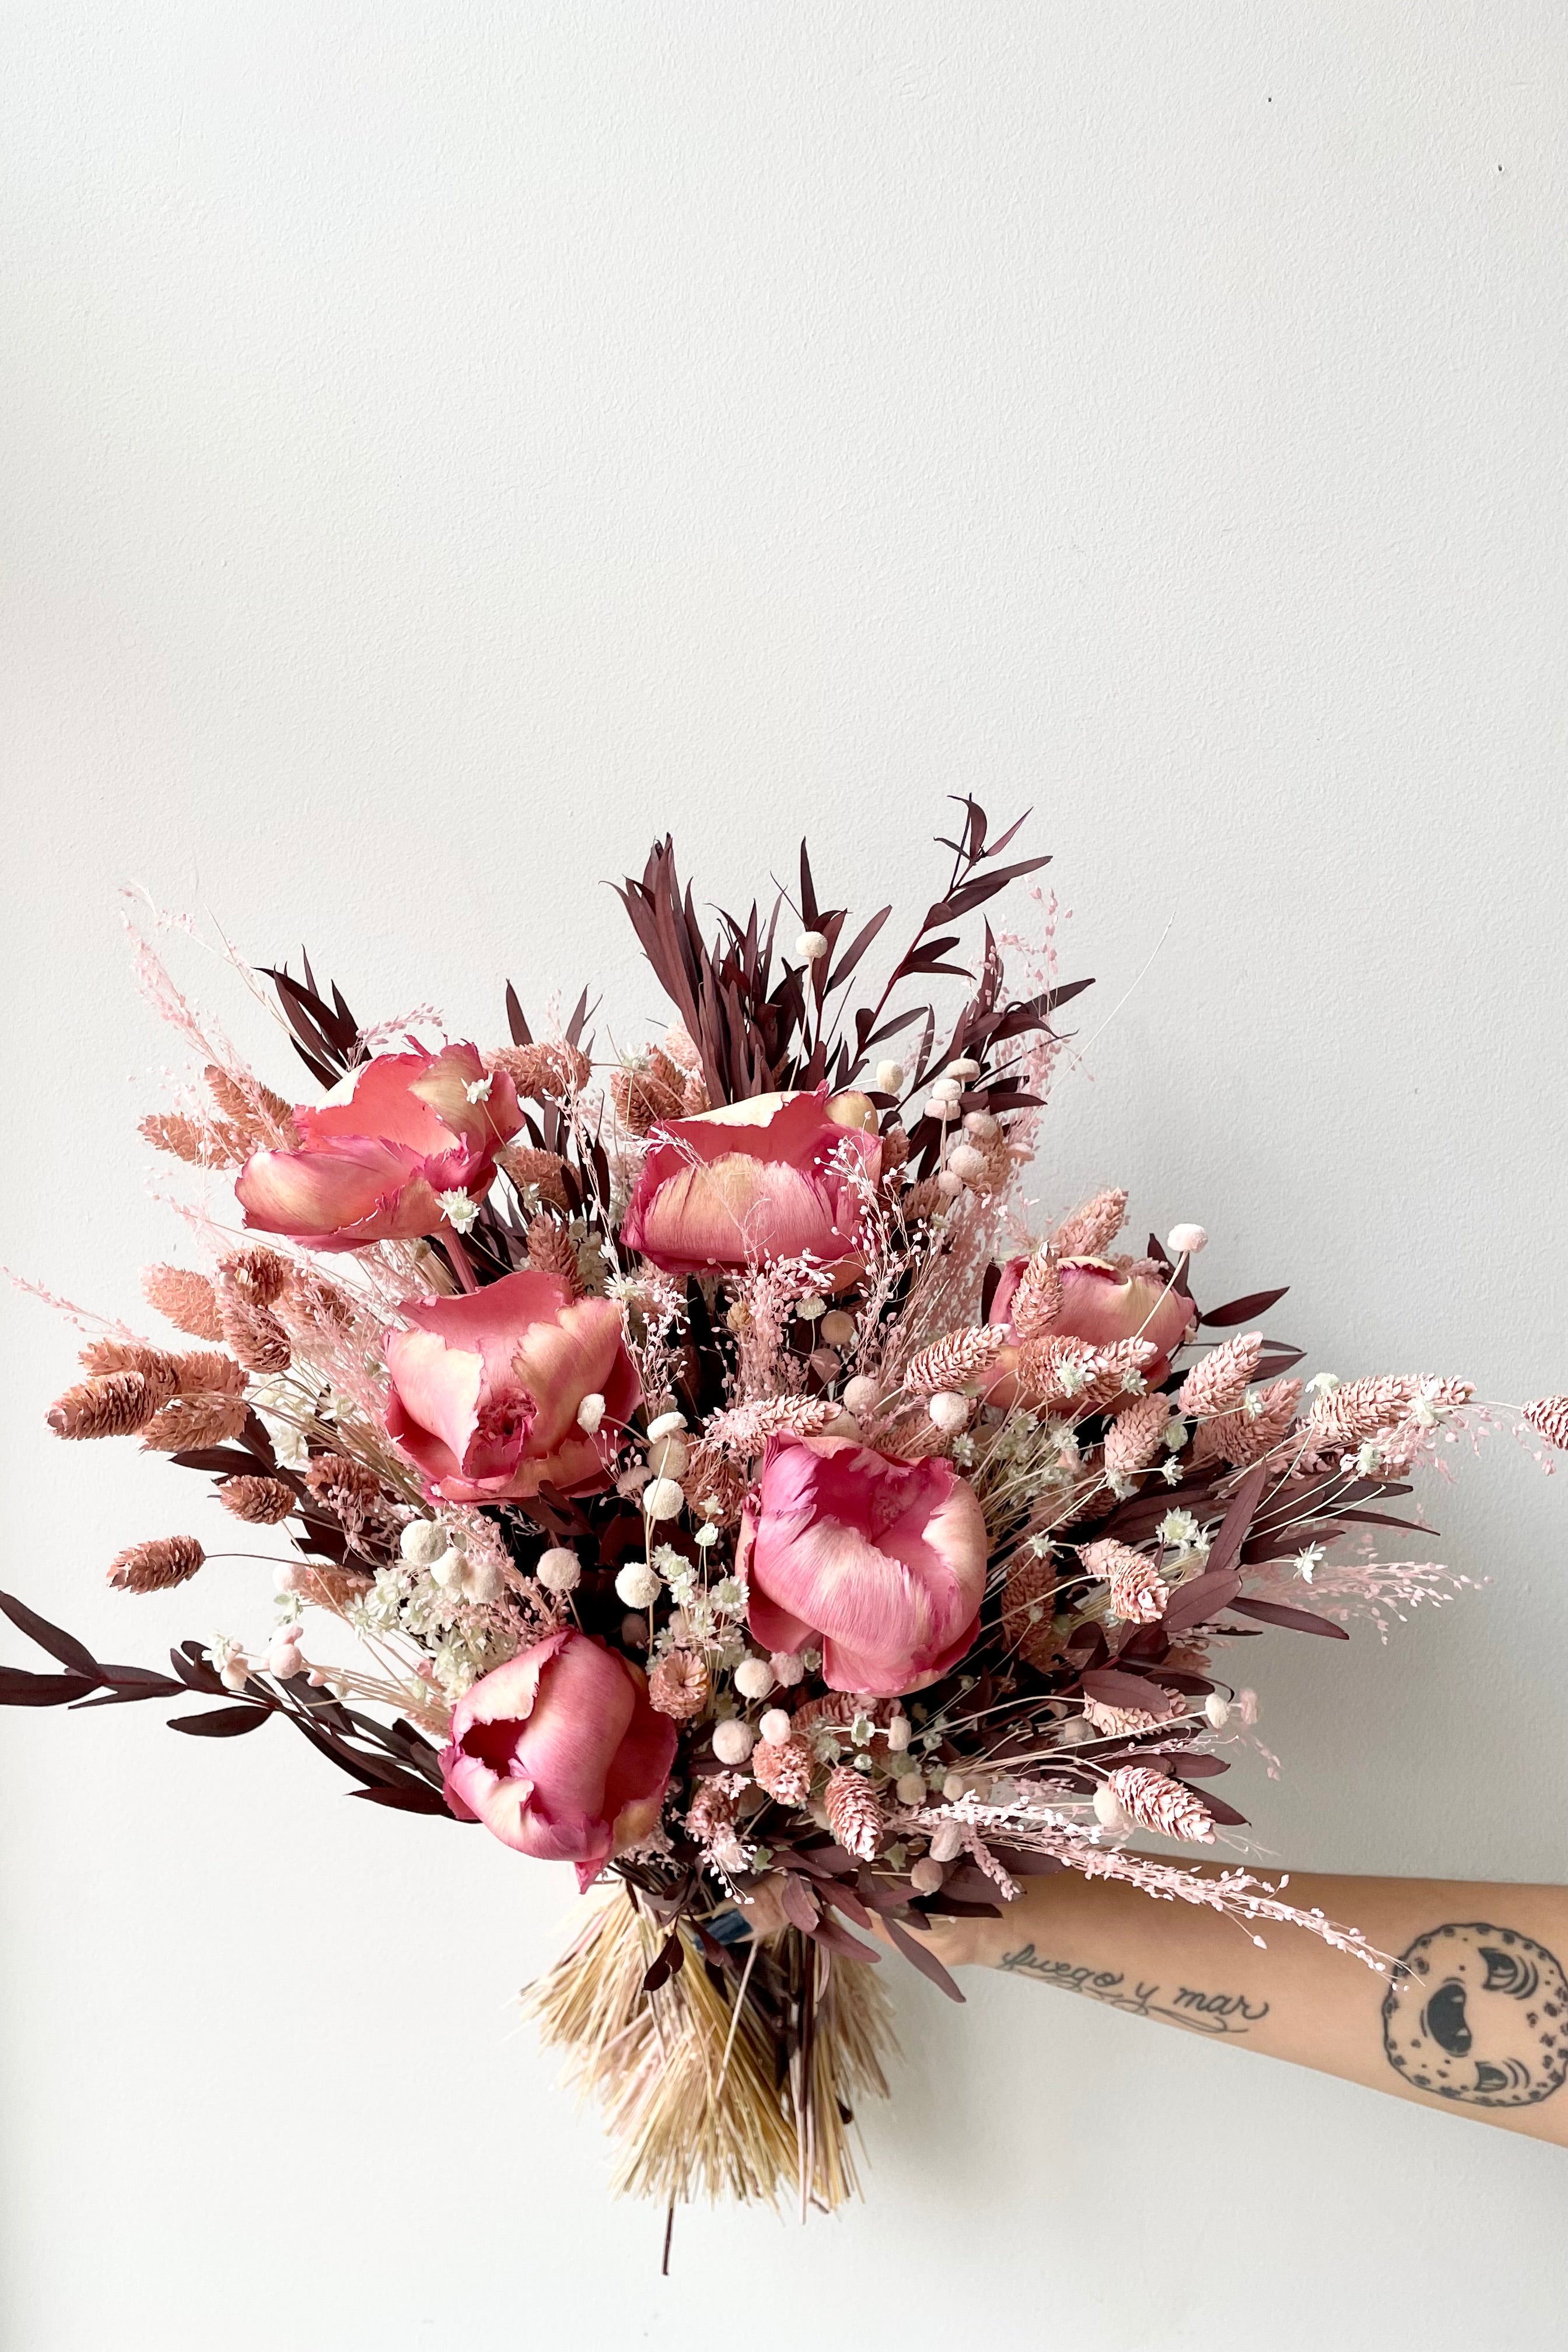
998, 1945, 1269, 2039
1382, 1922, 1568, 2108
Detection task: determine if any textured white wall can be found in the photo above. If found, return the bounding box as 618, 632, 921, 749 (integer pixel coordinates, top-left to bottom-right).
4, 5, 1567, 2344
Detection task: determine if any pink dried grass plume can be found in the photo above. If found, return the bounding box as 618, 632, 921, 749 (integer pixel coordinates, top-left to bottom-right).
1107, 1762, 1214, 1843
141, 1264, 224, 1341
1017, 1335, 1156, 1413
139, 1111, 249, 1168
682, 1444, 747, 1527
1083, 1695, 1169, 1737
1521, 1396, 1568, 1451
78, 1338, 183, 1395
47, 1371, 164, 1440
488, 1041, 591, 1101
303, 1454, 401, 1555
903, 1325, 1010, 1395
107, 1535, 205, 1593
173, 1350, 247, 1396
1082, 1537, 1166, 1624
824, 1765, 883, 1861
1191, 1378, 1303, 1469
1009, 1247, 1062, 1341
1052, 1188, 1128, 1259
141, 1391, 249, 1451
526, 1214, 583, 1296
705, 1395, 838, 1456
751, 1733, 813, 1805
288, 1560, 373, 1612
1177, 1332, 1264, 1419
204, 1065, 299, 1144
1104, 1391, 1173, 1476
498, 1144, 570, 1210
1301, 1376, 1473, 1453
647, 1648, 710, 1721
219, 1296, 291, 1374
219, 1247, 292, 1309
218, 1475, 297, 1525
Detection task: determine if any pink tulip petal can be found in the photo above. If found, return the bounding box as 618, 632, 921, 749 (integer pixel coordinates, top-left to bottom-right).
296, 1052, 459, 1157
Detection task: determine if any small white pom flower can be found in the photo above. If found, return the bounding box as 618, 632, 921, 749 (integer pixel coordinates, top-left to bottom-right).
1166, 1223, 1208, 1258
842, 1374, 880, 1416
895, 1771, 927, 1805
734, 1656, 775, 1701
712, 1718, 756, 1765
576, 1392, 606, 1436
219, 1653, 252, 1693
929, 1821, 965, 1862
265, 1630, 303, 1679
648, 1433, 688, 1479
646, 1409, 687, 1441
947, 1143, 988, 1186
643, 1476, 685, 1522
796, 930, 829, 963
909, 1857, 944, 1895
942, 1771, 968, 1802
935, 1169, 963, 1198
946, 1058, 981, 1080
536, 1546, 581, 1594
769, 1650, 806, 1687
796, 1293, 827, 1322
820, 1309, 856, 1348
1204, 1693, 1231, 1729
928, 1077, 963, 1108
436, 1190, 480, 1234
962, 1110, 1000, 1139
614, 1561, 662, 1609
758, 1707, 793, 1745
464, 1074, 494, 1103
460, 1554, 504, 1605
429, 1549, 466, 1591
400, 1519, 447, 1567
874, 1059, 905, 1093
885, 1713, 912, 1753
928, 1391, 970, 1434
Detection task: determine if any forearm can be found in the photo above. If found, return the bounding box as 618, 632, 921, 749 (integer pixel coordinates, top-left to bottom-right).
953, 1866, 1568, 2146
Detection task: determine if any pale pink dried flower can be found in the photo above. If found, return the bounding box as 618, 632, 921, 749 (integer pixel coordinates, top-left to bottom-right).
1009, 1247, 1063, 1339
1177, 1332, 1264, 1419
1052, 1188, 1128, 1259
648, 1650, 710, 1721
1107, 1763, 1214, 1843
173, 1349, 247, 1396
704, 1395, 838, 1455
76, 1340, 182, 1404
204, 1064, 299, 1144
1104, 1391, 1173, 1476
107, 1535, 205, 1593
141, 1264, 225, 1340
1082, 1537, 1166, 1624
218, 1475, 297, 1525
685, 1776, 740, 1843
904, 1325, 1010, 1395
1191, 1378, 1303, 1469
218, 1247, 292, 1308
824, 1765, 883, 1861
1083, 1696, 1168, 1737
1018, 1335, 1156, 1413
488, 1040, 590, 1100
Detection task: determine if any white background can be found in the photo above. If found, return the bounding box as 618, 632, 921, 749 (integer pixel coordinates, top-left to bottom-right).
4, 6, 1567, 2345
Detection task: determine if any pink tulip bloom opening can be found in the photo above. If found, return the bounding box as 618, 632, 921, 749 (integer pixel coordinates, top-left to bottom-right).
384, 1268, 639, 1503
739, 1432, 988, 1697
442, 1631, 677, 1889
988, 1254, 1196, 1397
621, 1089, 881, 1282
235, 1042, 521, 1252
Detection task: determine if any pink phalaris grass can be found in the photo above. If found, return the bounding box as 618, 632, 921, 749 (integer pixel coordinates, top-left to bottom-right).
498, 1144, 570, 1210
1083, 1695, 1170, 1737
286, 1559, 373, 1612
138, 1111, 248, 1168
78, 1338, 183, 1396
303, 1454, 401, 1555
1104, 1391, 1173, 1476
1009, 1247, 1062, 1340
526, 1214, 583, 1296
824, 1765, 883, 1861
1082, 1537, 1166, 1624
204, 1064, 299, 1144
704, 1395, 838, 1455
1191, 1377, 1303, 1469
1019, 1335, 1156, 1414
903, 1325, 1010, 1395
141, 1264, 224, 1341
751, 1733, 813, 1805
218, 1475, 297, 1525
1177, 1332, 1264, 1419
1301, 1376, 1473, 1453
219, 1247, 292, 1308
610, 1052, 686, 1132
1522, 1396, 1568, 1451
681, 1443, 747, 1527
107, 1535, 205, 1593
1107, 1763, 1215, 1843
141, 1391, 249, 1451
1051, 1188, 1128, 1259
487, 1041, 590, 1101
219, 1296, 291, 1374
172, 1350, 247, 1396
647, 1649, 710, 1720
47, 1371, 164, 1440
285, 1268, 358, 1335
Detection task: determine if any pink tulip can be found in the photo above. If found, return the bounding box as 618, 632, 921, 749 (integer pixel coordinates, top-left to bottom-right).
442, 1631, 677, 1888
988, 1254, 1196, 1388
384, 1269, 639, 1503
236, 1044, 521, 1252
620, 1088, 881, 1282
738, 1432, 988, 1697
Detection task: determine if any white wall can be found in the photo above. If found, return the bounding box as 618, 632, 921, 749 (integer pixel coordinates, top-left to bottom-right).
4, 5, 1567, 2344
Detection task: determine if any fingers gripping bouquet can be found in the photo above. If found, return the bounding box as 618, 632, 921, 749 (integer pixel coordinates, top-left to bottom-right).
12, 805, 1568, 2216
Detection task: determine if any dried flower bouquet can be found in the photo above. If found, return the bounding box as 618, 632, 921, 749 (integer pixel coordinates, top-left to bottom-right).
9, 803, 1567, 2217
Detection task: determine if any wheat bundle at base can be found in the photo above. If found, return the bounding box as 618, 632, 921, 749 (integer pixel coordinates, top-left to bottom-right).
523, 1891, 895, 2213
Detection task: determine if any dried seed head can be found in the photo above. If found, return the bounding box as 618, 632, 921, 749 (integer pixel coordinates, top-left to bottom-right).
138, 1112, 248, 1168
648, 1649, 710, 1720
526, 1213, 583, 1296
824, 1764, 883, 1861
487, 1040, 591, 1100
219, 1297, 291, 1374
204, 1063, 300, 1143
218, 1475, 297, 1525
218, 1247, 292, 1308
140, 1391, 249, 1451
141, 1264, 224, 1340
498, 1143, 570, 1210
751, 1733, 813, 1805
107, 1535, 205, 1593
47, 1371, 163, 1440
77, 1339, 183, 1399
173, 1350, 247, 1396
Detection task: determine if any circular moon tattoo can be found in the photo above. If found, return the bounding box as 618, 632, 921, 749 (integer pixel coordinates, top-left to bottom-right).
1382, 1922, 1568, 2108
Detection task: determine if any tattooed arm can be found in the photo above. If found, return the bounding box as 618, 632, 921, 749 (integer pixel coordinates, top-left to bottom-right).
915, 1868, 1568, 2147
